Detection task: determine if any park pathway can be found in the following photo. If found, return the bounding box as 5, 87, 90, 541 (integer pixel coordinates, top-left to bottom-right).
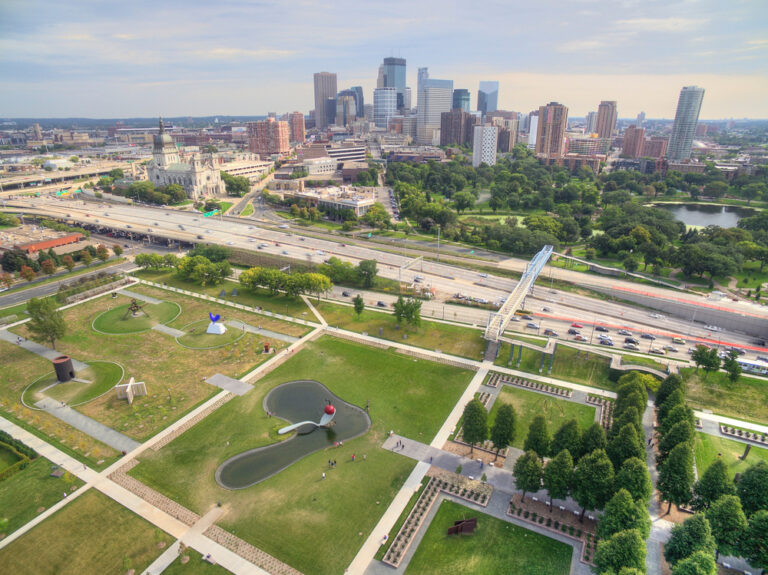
225, 319, 300, 343
643, 402, 673, 575
0, 329, 89, 370
118, 289, 164, 305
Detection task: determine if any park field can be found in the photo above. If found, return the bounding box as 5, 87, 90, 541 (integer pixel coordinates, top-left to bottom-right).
130, 336, 473, 575
682, 368, 768, 426
405, 499, 572, 575
693, 432, 768, 480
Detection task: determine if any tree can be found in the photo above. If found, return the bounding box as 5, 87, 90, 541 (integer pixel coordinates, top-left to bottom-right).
665, 514, 717, 566
691, 459, 735, 511
598, 488, 652, 541
543, 449, 573, 510
707, 495, 748, 559
657, 420, 695, 463
660, 404, 695, 436
352, 295, 364, 319
610, 406, 643, 440
671, 551, 717, 575
573, 449, 615, 520
361, 203, 391, 228
580, 422, 607, 458
658, 442, 695, 514
40, 259, 55, 275
403, 298, 422, 328
20, 265, 36, 281
623, 256, 639, 273
658, 389, 685, 423
607, 423, 645, 470
550, 419, 582, 460
95, 244, 109, 262
594, 529, 647, 575
513, 450, 543, 502
524, 415, 550, 457
61, 255, 75, 272
489, 404, 516, 460
461, 399, 488, 456
453, 191, 476, 213
80, 250, 93, 267
655, 374, 684, 407
722, 350, 742, 383
692, 345, 720, 377
738, 461, 768, 516
188, 244, 231, 262
615, 457, 653, 505
393, 296, 406, 324
26, 297, 66, 350
1, 249, 33, 273
740, 510, 768, 574
357, 260, 378, 288
112, 244, 123, 257
0, 272, 12, 289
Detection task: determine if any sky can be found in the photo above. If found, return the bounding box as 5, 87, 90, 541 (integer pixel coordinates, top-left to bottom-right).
1, 0, 767, 120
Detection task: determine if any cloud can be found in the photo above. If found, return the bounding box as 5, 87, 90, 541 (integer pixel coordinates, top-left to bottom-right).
615, 17, 708, 32
556, 39, 604, 52
196, 47, 297, 60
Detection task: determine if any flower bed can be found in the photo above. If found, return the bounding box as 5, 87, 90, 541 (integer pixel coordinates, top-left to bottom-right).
499, 375, 573, 398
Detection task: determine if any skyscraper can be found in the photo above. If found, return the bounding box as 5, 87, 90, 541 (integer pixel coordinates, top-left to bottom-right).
667, 86, 705, 160
350, 86, 365, 118
417, 78, 453, 144
404, 87, 412, 110
452, 89, 470, 112
373, 87, 397, 129
380, 57, 407, 110
595, 101, 618, 139
313, 72, 337, 129
417, 68, 429, 94
336, 90, 357, 127
287, 111, 305, 143
473, 125, 499, 167
536, 102, 568, 159
585, 111, 597, 134
636, 111, 646, 128
477, 81, 499, 115
527, 112, 539, 150
440, 109, 478, 147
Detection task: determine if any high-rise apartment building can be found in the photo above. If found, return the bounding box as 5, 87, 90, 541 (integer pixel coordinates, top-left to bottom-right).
373, 87, 397, 129
440, 109, 479, 147
527, 112, 539, 150
350, 86, 365, 119
287, 112, 305, 143
248, 118, 290, 156
336, 90, 357, 127
585, 111, 597, 134
313, 72, 337, 129
536, 102, 568, 159
417, 78, 453, 144
667, 86, 705, 160
596, 101, 617, 140
452, 89, 470, 112
622, 125, 645, 158
487, 114, 518, 153
473, 125, 498, 167
477, 81, 499, 115
380, 57, 407, 110
636, 111, 645, 128
642, 137, 667, 159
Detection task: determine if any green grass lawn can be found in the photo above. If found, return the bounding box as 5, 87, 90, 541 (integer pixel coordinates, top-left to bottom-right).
405, 500, 572, 575
693, 432, 768, 480
682, 368, 768, 426
240, 202, 254, 217
91, 300, 180, 334
733, 261, 768, 289
0, 443, 22, 469
132, 269, 311, 318
163, 549, 230, 574
0, 456, 84, 538
24, 361, 123, 407
219, 201, 234, 214
488, 385, 596, 450
0, 489, 171, 575
316, 302, 486, 360
620, 354, 668, 371
175, 319, 245, 349
129, 336, 473, 575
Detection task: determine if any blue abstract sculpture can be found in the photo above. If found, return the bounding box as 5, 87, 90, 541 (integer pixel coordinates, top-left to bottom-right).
209, 312, 221, 323
206, 312, 226, 335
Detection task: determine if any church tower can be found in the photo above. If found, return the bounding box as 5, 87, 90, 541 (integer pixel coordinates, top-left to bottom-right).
152, 117, 180, 167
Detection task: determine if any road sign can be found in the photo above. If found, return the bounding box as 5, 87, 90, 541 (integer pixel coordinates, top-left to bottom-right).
203, 209, 220, 217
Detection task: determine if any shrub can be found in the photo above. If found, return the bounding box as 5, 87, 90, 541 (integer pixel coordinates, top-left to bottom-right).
524, 511, 529, 518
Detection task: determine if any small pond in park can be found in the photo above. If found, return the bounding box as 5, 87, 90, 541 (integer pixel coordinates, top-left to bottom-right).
657, 203, 756, 228
215, 380, 370, 490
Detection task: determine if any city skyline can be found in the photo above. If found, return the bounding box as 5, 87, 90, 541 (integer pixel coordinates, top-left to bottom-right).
1, 0, 767, 119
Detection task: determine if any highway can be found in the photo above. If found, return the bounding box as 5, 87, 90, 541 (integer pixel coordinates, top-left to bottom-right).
4, 196, 767, 363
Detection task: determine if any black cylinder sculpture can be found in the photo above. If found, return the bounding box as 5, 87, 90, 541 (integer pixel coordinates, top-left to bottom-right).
52, 355, 75, 382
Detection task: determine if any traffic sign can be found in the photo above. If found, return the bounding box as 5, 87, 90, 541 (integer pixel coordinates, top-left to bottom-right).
203, 209, 220, 217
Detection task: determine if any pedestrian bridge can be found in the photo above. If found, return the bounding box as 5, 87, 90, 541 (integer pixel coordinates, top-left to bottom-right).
484, 245, 553, 342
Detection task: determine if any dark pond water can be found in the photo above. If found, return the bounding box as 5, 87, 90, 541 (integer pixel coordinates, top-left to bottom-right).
658, 204, 756, 228
215, 380, 370, 490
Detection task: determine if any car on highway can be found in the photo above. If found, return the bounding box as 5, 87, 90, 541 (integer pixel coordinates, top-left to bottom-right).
299, 237, 305, 241
510, 316, 520, 322
279, 224, 289, 229
341, 291, 351, 297
618, 329, 632, 336
226, 241, 234, 245
282, 250, 289, 255
249, 238, 255, 242
206, 230, 211, 234
672, 337, 686, 344
727, 347, 746, 356
595, 326, 609, 332
521, 315, 533, 320
571, 322, 583, 328
757, 356, 768, 363
650, 313, 665, 319
663, 345, 679, 352
597, 334, 612, 342
706, 325, 722, 332
526, 322, 539, 330
623, 343, 639, 350
641, 334, 656, 340
196, 235, 204, 239
543, 329, 559, 337
376, 301, 387, 308
600, 339, 614, 346
574, 335, 588, 342
126, 224, 132, 228
542, 307, 551, 312
479, 273, 488, 278
414, 276, 424, 283
624, 337, 639, 344
567, 328, 581, 335
649, 348, 665, 355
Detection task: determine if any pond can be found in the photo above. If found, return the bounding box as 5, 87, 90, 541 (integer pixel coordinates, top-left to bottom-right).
215, 380, 371, 490
658, 203, 756, 228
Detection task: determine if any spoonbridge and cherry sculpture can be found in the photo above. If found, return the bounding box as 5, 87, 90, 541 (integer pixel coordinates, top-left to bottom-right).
277, 401, 336, 435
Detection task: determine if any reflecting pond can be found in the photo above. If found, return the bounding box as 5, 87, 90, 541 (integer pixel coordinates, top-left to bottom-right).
216, 380, 370, 490
658, 203, 756, 228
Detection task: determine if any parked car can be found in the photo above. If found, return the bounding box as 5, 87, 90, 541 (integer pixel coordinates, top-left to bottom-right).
595, 326, 609, 332
624, 337, 639, 345
641, 334, 656, 340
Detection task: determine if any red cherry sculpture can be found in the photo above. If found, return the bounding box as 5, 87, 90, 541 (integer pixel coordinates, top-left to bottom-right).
324, 404, 336, 415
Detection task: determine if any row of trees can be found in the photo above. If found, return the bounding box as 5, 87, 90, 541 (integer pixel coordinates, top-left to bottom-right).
317, 257, 378, 288
108, 181, 188, 206
239, 266, 331, 300
2, 244, 120, 283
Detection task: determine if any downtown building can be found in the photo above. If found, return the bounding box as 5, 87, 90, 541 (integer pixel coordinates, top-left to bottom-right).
595, 101, 618, 140
452, 89, 470, 112
667, 86, 705, 160
248, 118, 290, 157
536, 102, 568, 160
313, 72, 338, 129
286, 112, 305, 143
417, 76, 453, 144
477, 81, 499, 116
373, 87, 397, 129
336, 90, 358, 128
439, 109, 479, 147
379, 57, 407, 110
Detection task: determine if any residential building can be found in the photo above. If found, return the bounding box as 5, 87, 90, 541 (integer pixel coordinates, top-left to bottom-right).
622, 125, 645, 158
536, 102, 568, 159
636, 111, 645, 128
452, 89, 470, 112
473, 125, 498, 167
373, 87, 397, 129
667, 86, 705, 160
313, 72, 338, 129
417, 78, 453, 144
585, 111, 597, 134
487, 113, 518, 153
595, 101, 618, 139
477, 81, 499, 115
642, 137, 668, 159
287, 112, 305, 143
380, 57, 407, 110
440, 109, 478, 147
248, 118, 290, 156
566, 136, 610, 155
336, 90, 357, 128
527, 112, 539, 150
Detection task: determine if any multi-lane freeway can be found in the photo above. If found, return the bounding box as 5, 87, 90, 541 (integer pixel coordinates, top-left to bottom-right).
4, 196, 767, 363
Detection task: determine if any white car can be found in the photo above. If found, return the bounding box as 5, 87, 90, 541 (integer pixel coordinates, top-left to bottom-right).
649, 313, 665, 319
279, 224, 289, 229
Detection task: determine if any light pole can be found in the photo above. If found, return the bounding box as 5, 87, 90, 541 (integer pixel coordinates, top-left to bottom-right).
436, 224, 441, 262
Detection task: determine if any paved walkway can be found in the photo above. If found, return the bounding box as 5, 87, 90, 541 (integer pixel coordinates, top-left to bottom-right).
119, 289, 164, 305
205, 373, 252, 396
0, 329, 89, 370
644, 404, 673, 575
301, 295, 327, 326
35, 396, 140, 453
151, 323, 185, 337
225, 319, 299, 343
